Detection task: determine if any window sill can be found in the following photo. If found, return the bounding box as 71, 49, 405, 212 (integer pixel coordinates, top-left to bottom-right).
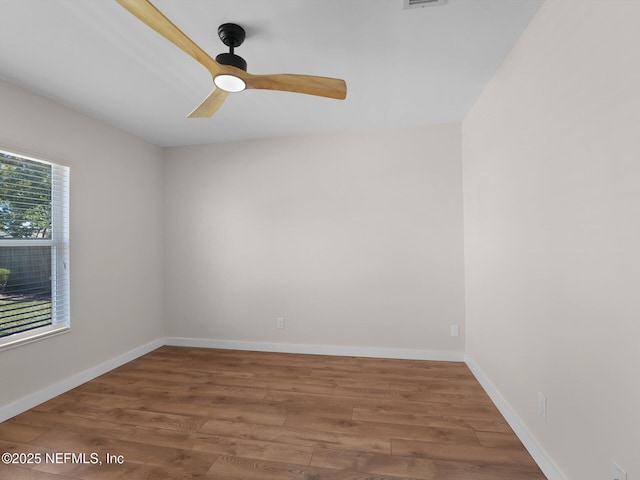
0, 324, 70, 352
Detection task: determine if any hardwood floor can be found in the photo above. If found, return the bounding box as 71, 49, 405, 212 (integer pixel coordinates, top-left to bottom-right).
0, 346, 546, 479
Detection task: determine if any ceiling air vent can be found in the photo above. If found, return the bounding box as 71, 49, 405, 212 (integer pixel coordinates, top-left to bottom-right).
404, 0, 447, 9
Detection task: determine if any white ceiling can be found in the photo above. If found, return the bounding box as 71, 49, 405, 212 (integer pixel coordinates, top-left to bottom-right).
0, 0, 543, 147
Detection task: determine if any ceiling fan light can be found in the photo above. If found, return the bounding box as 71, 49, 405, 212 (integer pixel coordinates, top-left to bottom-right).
214, 74, 246, 93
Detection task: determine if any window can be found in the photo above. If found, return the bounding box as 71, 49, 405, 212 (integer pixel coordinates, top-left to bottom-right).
0, 149, 69, 351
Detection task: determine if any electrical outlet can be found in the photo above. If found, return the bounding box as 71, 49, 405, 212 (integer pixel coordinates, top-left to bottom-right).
450, 324, 460, 337
537, 392, 547, 419
276, 317, 285, 329
610, 461, 627, 480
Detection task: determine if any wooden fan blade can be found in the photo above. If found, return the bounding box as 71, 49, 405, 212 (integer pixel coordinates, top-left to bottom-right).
243, 73, 347, 100
116, 0, 222, 77
187, 88, 228, 118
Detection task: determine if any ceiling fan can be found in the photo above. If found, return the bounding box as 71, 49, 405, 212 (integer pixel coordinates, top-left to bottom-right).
115, 0, 347, 118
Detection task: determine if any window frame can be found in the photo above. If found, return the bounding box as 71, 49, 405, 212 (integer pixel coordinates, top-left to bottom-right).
0, 148, 70, 352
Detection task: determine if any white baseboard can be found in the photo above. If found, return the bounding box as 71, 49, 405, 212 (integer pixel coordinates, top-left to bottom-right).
0, 338, 165, 423
464, 354, 566, 480
165, 337, 465, 362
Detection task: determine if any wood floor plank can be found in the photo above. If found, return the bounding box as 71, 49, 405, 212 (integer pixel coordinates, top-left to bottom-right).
311, 447, 545, 480
8, 410, 132, 440
258, 390, 357, 418
199, 419, 391, 454
352, 407, 510, 433
106, 408, 209, 432
425, 403, 505, 419
475, 430, 524, 448
206, 455, 423, 480
138, 400, 288, 427
0, 422, 49, 443
266, 390, 430, 417
214, 377, 336, 395
0, 346, 544, 479
121, 426, 314, 466
391, 437, 538, 467
283, 414, 480, 446
0, 465, 74, 480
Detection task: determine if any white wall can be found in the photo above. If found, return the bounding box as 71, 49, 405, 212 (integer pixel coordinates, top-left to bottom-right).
0, 79, 164, 409
164, 124, 465, 354
462, 1, 640, 479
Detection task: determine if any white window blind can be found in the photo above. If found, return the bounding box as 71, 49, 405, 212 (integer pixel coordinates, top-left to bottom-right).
0, 149, 69, 350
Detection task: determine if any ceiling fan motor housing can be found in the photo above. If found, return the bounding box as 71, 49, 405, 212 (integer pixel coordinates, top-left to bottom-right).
215, 52, 247, 71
